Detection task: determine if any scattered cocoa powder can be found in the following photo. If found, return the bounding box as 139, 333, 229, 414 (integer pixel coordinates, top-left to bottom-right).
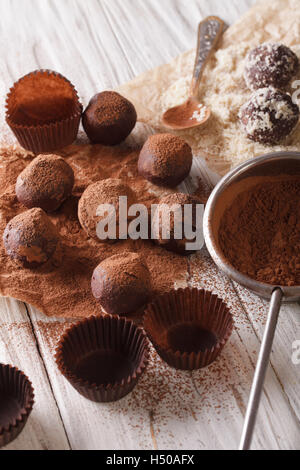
0, 142, 191, 319
219, 176, 300, 286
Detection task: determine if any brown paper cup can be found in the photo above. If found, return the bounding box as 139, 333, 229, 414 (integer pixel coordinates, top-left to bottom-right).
0, 364, 34, 448
144, 288, 234, 370
56, 314, 150, 402
6, 70, 82, 154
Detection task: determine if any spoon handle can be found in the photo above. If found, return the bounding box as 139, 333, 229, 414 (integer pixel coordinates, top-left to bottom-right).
190, 16, 225, 98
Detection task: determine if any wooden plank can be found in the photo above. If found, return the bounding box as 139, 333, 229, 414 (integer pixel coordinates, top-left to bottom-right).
0, 298, 70, 450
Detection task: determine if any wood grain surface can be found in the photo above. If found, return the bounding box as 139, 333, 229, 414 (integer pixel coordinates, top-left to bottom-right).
0, 0, 299, 451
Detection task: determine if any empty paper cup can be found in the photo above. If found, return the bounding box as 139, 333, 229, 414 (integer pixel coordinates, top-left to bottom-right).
56, 314, 150, 402
0, 364, 34, 448
144, 287, 234, 370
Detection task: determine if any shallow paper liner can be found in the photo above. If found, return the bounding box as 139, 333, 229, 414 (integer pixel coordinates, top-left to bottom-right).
0, 364, 34, 448
144, 287, 234, 370
6, 70, 82, 154
56, 314, 150, 402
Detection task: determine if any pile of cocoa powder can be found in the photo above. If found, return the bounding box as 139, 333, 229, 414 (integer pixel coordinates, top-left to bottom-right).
0, 141, 207, 319
219, 176, 300, 286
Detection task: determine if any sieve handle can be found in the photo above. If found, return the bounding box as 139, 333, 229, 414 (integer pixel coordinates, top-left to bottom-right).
190, 16, 225, 98
239, 288, 283, 450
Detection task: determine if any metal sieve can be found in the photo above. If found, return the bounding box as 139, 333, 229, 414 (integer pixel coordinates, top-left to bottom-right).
203, 151, 300, 450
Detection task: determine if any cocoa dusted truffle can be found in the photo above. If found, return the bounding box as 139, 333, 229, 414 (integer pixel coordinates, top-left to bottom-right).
82, 91, 137, 145
138, 134, 193, 188
152, 193, 203, 255
78, 178, 136, 240
244, 43, 299, 91
239, 88, 299, 145
91, 252, 152, 315
16, 154, 74, 212
3, 208, 59, 268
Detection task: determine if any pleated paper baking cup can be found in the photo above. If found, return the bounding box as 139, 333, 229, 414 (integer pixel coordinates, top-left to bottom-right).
6, 70, 82, 154
0, 364, 34, 448
56, 314, 150, 402
144, 288, 234, 370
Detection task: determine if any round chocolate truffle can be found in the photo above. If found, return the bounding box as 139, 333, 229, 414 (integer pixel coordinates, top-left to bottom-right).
244, 43, 299, 91
16, 154, 74, 212
3, 208, 59, 268
152, 193, 203, 255
78, 178, 136, 240
138, 134, 193, 188
239, 88, 299, 145
82, 91, 137, 145
91, 252, 152, 315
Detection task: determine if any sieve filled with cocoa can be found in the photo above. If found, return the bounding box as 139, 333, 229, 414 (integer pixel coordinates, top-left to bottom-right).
203, 151, 300, 450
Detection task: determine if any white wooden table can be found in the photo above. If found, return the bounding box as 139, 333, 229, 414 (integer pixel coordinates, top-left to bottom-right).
0, 0, 299, 451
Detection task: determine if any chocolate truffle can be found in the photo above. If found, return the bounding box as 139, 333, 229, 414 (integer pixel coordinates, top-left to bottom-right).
78, 178, 136, 240
138, 134, 193, 188
239, 88, 299, 145
244, 43, 299, 91
3, 208, 59, 268
91, 252, 152, 315
152, 193, 203, 255
16, 154, 74, 212
82, 91, 137, 145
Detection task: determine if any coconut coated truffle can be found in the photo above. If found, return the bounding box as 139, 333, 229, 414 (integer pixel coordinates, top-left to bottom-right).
78, 178, 136, 240
91, 252, 152, 315
244, 43, 299, 91
152, 193, 203, 255
3, 208, 59, 268
16, 154, 74, 212
239, 88, 299, 145
138, 134, 193, 188
82, 91, 137, 145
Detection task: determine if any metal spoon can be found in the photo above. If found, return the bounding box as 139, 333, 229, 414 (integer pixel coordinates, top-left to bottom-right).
162, 16, 225, 131
203, 151, 300, 450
